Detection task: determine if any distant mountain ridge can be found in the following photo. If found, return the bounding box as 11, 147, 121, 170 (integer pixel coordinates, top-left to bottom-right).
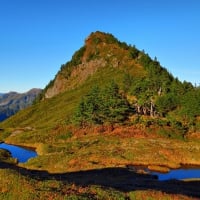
0, 88, 42, 121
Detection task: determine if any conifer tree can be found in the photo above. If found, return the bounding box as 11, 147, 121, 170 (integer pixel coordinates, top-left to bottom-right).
101, 81, 130, 124
74, 81, 131, 126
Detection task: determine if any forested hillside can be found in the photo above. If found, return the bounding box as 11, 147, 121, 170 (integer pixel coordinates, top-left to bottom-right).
1, 31, 200, 139
1, 31, 200, 200
43, 31, 199, 136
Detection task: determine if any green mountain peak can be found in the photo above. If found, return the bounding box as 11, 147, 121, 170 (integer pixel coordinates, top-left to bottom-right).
43, 31, 146, 98
1, 31, 199, 140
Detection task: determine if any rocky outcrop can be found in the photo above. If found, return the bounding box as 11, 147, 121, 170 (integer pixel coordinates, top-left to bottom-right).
43, 31, 144, 99
45, 58, 107, 98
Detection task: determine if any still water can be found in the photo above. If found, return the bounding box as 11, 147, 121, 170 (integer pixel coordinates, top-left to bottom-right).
1, 143, 200, 180
0, 143, 37, 163
151, 167, 200, 181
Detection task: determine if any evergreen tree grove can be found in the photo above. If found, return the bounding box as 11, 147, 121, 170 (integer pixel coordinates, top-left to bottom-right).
73, 81, 131, 126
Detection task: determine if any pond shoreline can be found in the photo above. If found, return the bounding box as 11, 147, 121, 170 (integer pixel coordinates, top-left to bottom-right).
0, 142, 37, 163
2, 136, 200, 181
2, 141, 200, 181
3, 141, 37, 151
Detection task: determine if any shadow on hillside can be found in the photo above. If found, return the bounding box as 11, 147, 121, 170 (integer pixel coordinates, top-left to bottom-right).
0, 161, 200, 198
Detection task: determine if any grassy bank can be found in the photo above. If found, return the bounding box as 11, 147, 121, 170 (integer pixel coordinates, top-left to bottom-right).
1, 125, 200, 199
2, 125, 200, 173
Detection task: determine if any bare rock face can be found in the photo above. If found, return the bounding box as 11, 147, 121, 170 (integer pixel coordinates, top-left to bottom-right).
45, 58, 107, 98
43, 32, 123, 99
43, 31, 141, 99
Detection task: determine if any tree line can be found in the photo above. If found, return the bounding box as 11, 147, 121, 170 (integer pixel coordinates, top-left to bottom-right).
74, 67, 200, 134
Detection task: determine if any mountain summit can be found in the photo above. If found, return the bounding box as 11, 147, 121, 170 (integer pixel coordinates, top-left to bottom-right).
1, 31, 199, 138
1, 32, 200, 200
44, 31, 146, 98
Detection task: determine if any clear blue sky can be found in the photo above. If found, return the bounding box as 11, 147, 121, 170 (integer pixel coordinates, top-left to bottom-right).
1, 0, 200, 93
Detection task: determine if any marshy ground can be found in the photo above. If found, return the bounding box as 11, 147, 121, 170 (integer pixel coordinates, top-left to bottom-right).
1, 125, 200, 199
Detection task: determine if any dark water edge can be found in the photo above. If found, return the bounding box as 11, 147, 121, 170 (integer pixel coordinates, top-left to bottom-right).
0, 143, 37, 163
127, 165, 200, 181
1, 143, 200, 181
